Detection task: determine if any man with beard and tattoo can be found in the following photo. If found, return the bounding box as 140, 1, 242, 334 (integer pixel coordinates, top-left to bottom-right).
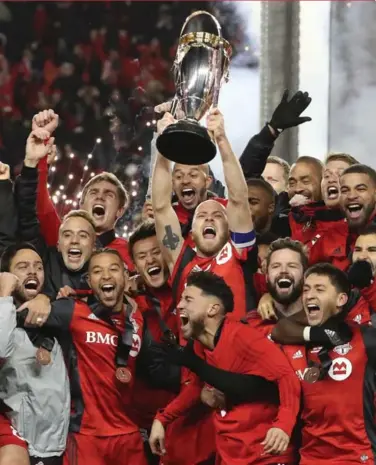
150, 271, 300, 465
15, 129, 97, 301
281, 264, 376, 465
152, 109, 257, 319
29, 110, 134, 270
144, 90, 310, 239
0, 244, 70, 465
149, 108, 256, 465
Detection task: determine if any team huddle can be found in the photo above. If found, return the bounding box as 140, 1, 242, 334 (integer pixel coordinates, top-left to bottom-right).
1, 90, 376, 465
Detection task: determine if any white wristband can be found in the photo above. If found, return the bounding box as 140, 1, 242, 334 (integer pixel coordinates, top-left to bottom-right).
303, 326, 311, 342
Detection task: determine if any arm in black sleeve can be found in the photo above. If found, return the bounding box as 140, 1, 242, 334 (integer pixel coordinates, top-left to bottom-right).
16, 298, 74, 335
14, 165, 47, 257
272, 314, 353, 348
171, 344, 279, 404
0, 179, 18, 255
239, 125, 278, 179
361, 326, 376, 368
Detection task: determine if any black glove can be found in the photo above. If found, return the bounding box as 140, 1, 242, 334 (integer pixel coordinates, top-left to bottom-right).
269, 90, 312, 133
348, 260, 374, 289
309, 320, 353, 348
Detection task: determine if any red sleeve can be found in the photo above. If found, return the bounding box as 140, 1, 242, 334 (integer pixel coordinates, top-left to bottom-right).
37, 157, 61, 246
236, 325, 301, 436
155, 370, 202, 427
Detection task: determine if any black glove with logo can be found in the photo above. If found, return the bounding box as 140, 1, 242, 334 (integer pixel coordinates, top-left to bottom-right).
269, 90, 312, 134
309, 318, 353, 348
348, 260, 374, 289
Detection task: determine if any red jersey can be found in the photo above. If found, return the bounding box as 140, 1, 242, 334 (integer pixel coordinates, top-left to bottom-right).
131, 286, 178, 429
284, 326, 376, 465
45, 298, 143, 436
171, 241, 256, 319
289, 203, 349, 270
204, 318, 300, 465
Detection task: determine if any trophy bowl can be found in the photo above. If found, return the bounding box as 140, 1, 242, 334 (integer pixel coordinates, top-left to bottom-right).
156, 11, 232, 165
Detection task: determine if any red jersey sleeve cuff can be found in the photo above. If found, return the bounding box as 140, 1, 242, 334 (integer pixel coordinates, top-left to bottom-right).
272, 411, 296, 437
155, 409, 173, 428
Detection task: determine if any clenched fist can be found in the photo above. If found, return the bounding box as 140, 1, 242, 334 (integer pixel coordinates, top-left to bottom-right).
0, 162, 10, 181
32, 109, 59, 134
0, 272, 19, 297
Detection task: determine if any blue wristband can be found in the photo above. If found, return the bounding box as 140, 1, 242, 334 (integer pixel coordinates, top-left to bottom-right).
230, 230, 256, 249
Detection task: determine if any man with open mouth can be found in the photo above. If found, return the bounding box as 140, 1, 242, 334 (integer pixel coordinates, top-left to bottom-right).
34, 248, 147, 465
160, 271, 300, 465
25, 110, 134, 271
278, 263, 376, 465
288, 153, 358, 271
0, 243, 69, 465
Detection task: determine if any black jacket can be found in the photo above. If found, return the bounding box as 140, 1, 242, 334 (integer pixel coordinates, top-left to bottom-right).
15, 165, 90, 300
0, 178, 18, 256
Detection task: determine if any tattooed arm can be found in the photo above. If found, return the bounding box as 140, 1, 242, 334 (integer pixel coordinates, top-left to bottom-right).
151, 113, 184, 274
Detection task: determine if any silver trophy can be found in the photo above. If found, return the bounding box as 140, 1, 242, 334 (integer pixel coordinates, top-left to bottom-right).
156, 11, 232, 165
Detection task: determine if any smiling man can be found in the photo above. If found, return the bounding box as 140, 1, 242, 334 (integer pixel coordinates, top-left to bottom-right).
36, 248, 147, 465
340, 164, 376, 232
0, 243, 69, 465
281, 263, 376, 465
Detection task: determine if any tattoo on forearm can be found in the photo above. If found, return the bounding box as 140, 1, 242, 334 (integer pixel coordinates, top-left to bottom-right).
163, 225, 180, 250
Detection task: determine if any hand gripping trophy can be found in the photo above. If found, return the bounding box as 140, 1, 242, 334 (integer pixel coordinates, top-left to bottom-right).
156, 10, 232, 165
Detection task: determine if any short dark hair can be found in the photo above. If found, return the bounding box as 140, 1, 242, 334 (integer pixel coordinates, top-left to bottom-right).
305, 263, 350, 296
128, 221, 156, 260
89, 248, 128, 270
266, 156, 290, 182
341, 164, 376, 187
246, 178, 276, 203
325, 152, 358, 167
357, 224, 376, 238
266, 237, 309, 270
186, 271, 234, 314
1, 242, 40, 272
295, 156, 324, 176
257, 232, 279, 246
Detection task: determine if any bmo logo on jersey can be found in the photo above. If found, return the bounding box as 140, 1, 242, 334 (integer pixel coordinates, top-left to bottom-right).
328, 357, 352, 381
85, 332, 142, 357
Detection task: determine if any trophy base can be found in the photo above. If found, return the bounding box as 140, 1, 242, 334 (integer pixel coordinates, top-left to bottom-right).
156, 120, 217, 165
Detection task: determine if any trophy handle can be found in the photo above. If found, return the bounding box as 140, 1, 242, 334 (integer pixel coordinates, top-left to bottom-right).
180, 10, 223, 39
212, 40, 224, 108
170, 96, 179, 119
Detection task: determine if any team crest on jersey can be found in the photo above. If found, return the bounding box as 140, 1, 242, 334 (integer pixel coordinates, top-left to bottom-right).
333, 343, 352, 356
130, 334, 142, 358
310, 346, 323, 354
328, 357, 352, 381
353, 314, 362, 325
216, 243, 233, 265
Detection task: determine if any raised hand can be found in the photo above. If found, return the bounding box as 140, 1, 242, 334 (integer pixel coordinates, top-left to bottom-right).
0, 272, 19, 297
0, 162, 10, 181
269, 90, 312, 134
206, 108, 226, 143
25, 129, 54, 168
32, 109, 59, 134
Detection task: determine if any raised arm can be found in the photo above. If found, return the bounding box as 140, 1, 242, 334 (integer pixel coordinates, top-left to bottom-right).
0, 163, 17, 255
207, 109, 253, 237
151, 113, 184, 274
15, 130, 53, 257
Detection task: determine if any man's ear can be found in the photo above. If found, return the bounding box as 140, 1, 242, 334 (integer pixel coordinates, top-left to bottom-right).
205, 175, 213, 190
207, 303, 221, 317
337, 292, 348, 309
116, 206, 126, 222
